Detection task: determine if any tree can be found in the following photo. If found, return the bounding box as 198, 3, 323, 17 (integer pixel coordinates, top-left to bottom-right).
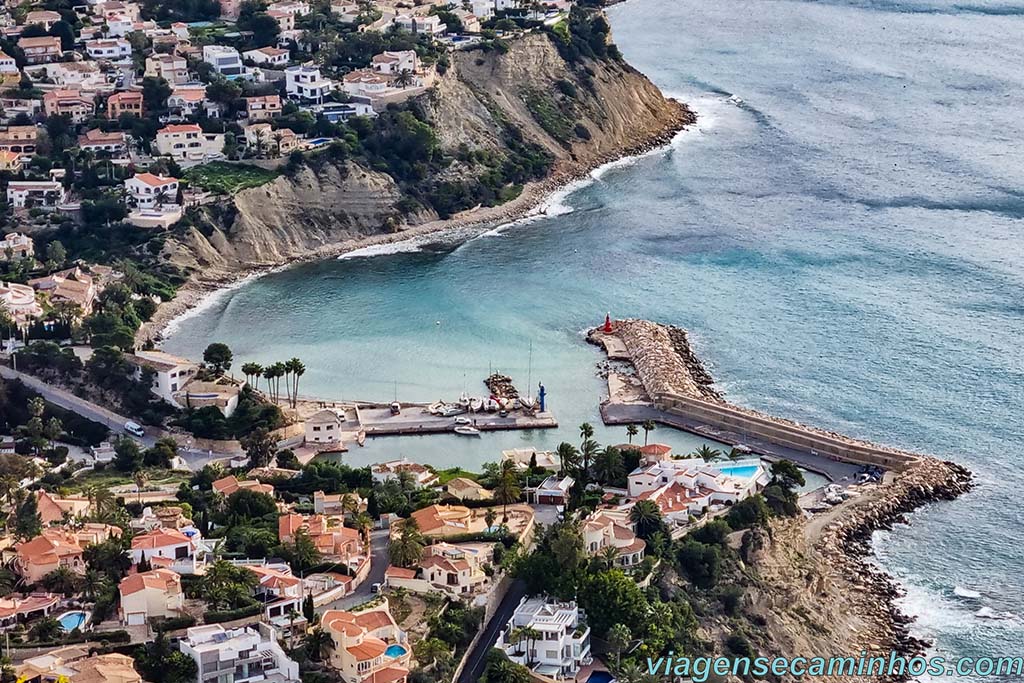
626, 423, 638, 444
394, 68, 414, 89
556, 442, 579, 476
578, 569, 649, 637
578, 422, 594, 450
493, 460, 521, 523
133, 470, 149, 504
641, 419, 655, 445
11, 492, 42, 541
40, 565, 80, 597
241, 362, 263, 390
629, 499, 663, 541
288, 527, 321, 572
241, 427, 276, 468
135, 630, 198, 683
144, 436, 178, 468
304, 626, 333, 662
727, 495, 770, 529
388, 517, 424, 567
594, 445, 624, 485
481, 649, 531, 683
199, 560, 258, 610
276, 449, 300, 470
113, 435, 143, 472
44, 240, 66, 270
29, 616, 62, 641
606, 623, 632, 668
693, 444, 722, 462
285, 357, 305, 408
302, 593, 315, 622
203, 342, 233, 375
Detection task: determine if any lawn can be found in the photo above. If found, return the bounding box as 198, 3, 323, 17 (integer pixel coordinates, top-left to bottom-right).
184, 162, 280, 195
434, 467, 480, 485
68, 467, 189, 492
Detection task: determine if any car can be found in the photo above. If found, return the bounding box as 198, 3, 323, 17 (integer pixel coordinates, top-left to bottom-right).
370, 582, 382, 594
124, 421, 145, 438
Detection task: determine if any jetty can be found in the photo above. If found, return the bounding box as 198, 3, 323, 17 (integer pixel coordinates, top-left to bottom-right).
590, 317, 921, 478
358, 404, 557, 436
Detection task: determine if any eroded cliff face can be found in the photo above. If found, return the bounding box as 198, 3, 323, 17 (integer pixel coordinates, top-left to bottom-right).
160, 30, 690, 275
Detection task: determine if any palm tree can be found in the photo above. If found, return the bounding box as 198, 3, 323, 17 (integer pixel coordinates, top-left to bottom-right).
304, 626, 333, 661
286, 357, 305, 408
241, 362, 263, 390
693, 444, 722, 462
352, 513, 372, 544
286, 608, 299, 650
556, 442, 580, 476
393, 68, 414, 89
579, 438, 599, 481
484, 509, 496, 531
41, 566, 80, 597
388, 518, 424, 567
626, 423, 638, 444
133, 470, 148, 504
80, 569, 109, 600
606, 623, 632, 669
598, 546, 619, 570
493, 460, 521, 523
594, 446, 623, 485
629, 499, 663, 540
641, 419, 655, 446
579, 422, 594, 449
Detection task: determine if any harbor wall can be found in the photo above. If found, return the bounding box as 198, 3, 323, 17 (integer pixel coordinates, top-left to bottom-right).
654, 391, 919, 470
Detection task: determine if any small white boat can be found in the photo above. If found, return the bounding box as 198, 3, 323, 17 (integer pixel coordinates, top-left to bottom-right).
458, 392, 470, 408
485, 399, 499, 412
428, 402, 445, 415
454, 417, 472, 425
441, 405, 466, 417
389, 402, 401, 415
728, 94, 744, 105
454, 425, 481, 436
519, 395, 535, 410
470, 397, 484, 412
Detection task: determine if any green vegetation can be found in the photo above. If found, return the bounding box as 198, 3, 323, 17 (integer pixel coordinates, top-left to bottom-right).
521, 88, 577, 144
184, 162, 280, 195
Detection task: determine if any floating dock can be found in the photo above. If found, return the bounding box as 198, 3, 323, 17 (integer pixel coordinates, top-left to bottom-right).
358, 405, 557, 436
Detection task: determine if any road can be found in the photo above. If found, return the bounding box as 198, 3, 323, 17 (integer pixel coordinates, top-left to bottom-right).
457, 579, 526, 683
1, 366, 234, 469
319, 529, 390, 612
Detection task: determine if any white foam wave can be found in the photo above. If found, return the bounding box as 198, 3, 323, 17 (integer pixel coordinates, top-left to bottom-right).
337, 238, 431, 260
954, 586, 982, 600
160, 267, 273, 340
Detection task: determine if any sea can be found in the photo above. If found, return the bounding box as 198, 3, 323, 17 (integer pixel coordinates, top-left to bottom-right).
163, 0, 1024, 675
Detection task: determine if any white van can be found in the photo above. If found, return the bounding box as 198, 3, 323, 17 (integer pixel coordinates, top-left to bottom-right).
124, 421, 145, 438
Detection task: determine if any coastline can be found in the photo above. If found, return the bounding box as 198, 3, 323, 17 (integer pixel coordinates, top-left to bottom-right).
141, 107, 693, 347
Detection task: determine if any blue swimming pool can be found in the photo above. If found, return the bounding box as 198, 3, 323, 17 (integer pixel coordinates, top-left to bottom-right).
385, 644, 407, 658
715, 465, 760, 479
587, 672, 615, 683
57, 611, 88, 632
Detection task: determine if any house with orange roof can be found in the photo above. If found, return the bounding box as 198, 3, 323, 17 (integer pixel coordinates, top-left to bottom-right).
32, 490, 90, 525
0, 593, 60, 629
632, 481, 711, 524
78, 128, 129, 156
247, 563, 307, 629
321, 605, 409, 683
118, 568, 185, 625
130, 527, 206, 574
106, 90, 143, 118
371, 459, 438, 487
385, 542, 491, 597
18, 36, 62, 64
28, 267, 99, 317
125, 173, 179, 209
582, 511, 645, 569
14, 529, 87, 584
313, 490, 367, 516
42, 90, 94, 123
627, 457, 766, 504
17, 648, 141, 683
212, 474, 275, 497
0, 150, 22, 172
278, 513, 363, 563
637, 443, 674, 461
408, 504, 472, 538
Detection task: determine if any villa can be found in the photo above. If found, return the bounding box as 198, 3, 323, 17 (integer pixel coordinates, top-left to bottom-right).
125, 173, 179, 209
408, 504, 472, 538
0, 281, 42, 323
124, 349, 199, 404
6, 180, 67, 209
285, 64, 334, 102
244, 46, 290, 67
0, 593, 60, 629
130, 527, 206, 574
496, 597, 591, 682
212, 475, 275, 498
18, 36, 62, 64
529, 475, 574, 506
320, 605, 410, 683
42, 90, 94, 123
279, 513, 363, 562
154, 123, 225, 162
78, 128, 129, 156
384, 542, 491, 597
244, 94, 282, 122
305, 408, 346, 445
144, 54, 189, 84
14, 529, 89, 584
248, 563, 305, 628
33, 490, 90, 525
107, 90, 144, 118
371, 459, 438, 487
118, 568, 185, 625
582, 511, 646, 568
28, 266, 100, 316
179, 623, 300, 683
313, 490, 367, 515
0, 232, 33, 260
18, 649, 141, 683
626, 458, 767, 504
445, 477, 492, 501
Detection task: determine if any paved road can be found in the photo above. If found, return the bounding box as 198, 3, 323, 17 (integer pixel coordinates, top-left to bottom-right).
457, 579, 526, 683
319, 529, 390, 612
2, 366, 234, 470
602, 402, 864, 482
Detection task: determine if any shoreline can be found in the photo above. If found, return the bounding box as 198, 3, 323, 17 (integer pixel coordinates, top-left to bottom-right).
140, 110, 694, 347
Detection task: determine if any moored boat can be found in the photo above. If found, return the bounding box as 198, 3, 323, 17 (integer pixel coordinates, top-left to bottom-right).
454, 425, 481, 436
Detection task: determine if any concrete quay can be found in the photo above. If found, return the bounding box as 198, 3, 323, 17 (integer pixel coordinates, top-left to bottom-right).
359, 405, 557, 436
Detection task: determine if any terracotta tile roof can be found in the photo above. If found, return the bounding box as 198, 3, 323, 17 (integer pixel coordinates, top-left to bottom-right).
131, 528, 191, 550
370, 665, 409, 683
385, 566, 416, 579
353, 610, 394, 631
159, 123, 202, 134
119, 568, 181, 596
131, 172, 178, 187
347, 637, 387, 661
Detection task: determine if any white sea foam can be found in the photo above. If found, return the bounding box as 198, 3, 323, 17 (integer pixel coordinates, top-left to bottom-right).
337, 237, 432, 260
954, 586, 983, 600
160, 267, 273, 340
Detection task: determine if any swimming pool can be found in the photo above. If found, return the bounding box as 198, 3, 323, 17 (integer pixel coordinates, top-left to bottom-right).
714, 464, 760, 479
57, 611, 88, 632
587, 672, 615, 683
385, 644, 407, 658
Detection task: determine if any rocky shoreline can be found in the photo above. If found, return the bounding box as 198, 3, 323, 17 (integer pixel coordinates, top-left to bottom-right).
141, 111, 692, 347
819, 458, 973, 664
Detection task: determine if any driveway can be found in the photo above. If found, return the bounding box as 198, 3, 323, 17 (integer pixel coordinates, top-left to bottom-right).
457, 579, 526, 683
319, 529, 390, 612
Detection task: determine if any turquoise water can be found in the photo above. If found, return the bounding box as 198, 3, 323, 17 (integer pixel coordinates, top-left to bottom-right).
165, 0, 1024, 673
713, 465, 760, 480
385, 644, 407, 658
58, 611, 87, 632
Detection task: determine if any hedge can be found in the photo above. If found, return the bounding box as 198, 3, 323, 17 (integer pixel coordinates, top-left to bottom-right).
205, 603, 262, 623
151, 615, 197, 631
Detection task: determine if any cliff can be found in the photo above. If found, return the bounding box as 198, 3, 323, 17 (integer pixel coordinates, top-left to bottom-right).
157, 31, 691, 276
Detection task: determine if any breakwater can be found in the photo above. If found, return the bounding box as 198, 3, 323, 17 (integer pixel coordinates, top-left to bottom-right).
593, 319, 924, 471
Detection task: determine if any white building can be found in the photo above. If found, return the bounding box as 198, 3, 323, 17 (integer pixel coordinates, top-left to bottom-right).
370, 50, 417, 75
6, 181, 66, 209
85, 38, 132, 62
626, 458, 766, 503
154, 124, 225, 162
179, 623, 300, 683
118, 568, 185, 625
203, 45, 245, 77
0, 232, 33, 260
125, 349, 198, 404
130, 527, 207, 574
285, 64, 334, 102
496, 597, 591, 681
582, 510, 645, 569
371, 459, 438, 487
0, 281, 43, 323
145, 54, 189, 85
392, 14, 446, 35
267, 0, 310, 16
304, 408, 345, 445
244, 46, 290, 67
125, 173, 179, 209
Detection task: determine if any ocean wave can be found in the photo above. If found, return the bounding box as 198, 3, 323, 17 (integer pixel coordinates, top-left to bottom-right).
337, 238, 432, 260
159, 268, 272, 341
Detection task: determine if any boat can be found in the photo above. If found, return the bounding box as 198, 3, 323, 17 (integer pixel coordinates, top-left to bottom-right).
356, 431, 366, 447
485, 398, 499, 412
469, 397, 484, 412
454, 425, 481, 436
441, 404, 466, 417
454, 417, 472, 425
389, 401, 401, 415
458, 392, 471, 408
728, 94, 744, 105
954, 587, 982, 600
499, 397, 512, 410
427, 402, 445, 415
519, 395, 535, 410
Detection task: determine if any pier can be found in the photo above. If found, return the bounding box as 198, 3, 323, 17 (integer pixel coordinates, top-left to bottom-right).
358, 404, 557, 436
